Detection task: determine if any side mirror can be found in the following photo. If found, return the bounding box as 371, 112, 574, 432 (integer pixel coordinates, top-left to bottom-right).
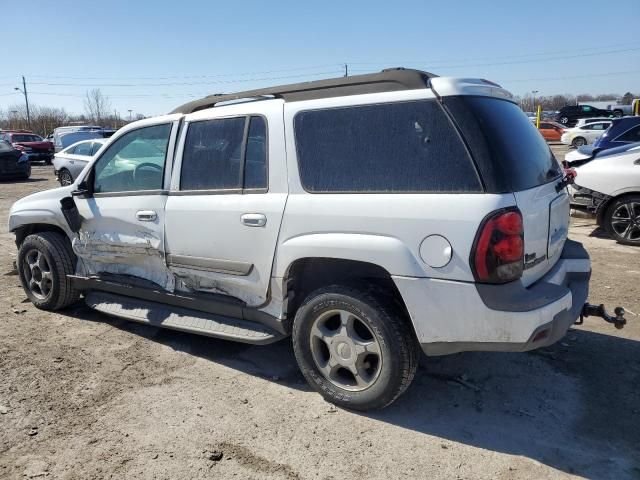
71, 180, 92, 198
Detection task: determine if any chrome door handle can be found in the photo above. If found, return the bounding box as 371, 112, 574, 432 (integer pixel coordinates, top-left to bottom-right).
136, 210, 157, 222
241, 213, 267, 227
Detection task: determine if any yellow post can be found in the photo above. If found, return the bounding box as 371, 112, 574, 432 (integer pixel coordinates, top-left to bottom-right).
536, 105, 542, 128
634, 99, 639, 116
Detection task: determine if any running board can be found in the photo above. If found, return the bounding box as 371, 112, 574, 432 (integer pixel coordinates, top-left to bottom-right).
85, 291, 285, 345
68, 274, 286, 335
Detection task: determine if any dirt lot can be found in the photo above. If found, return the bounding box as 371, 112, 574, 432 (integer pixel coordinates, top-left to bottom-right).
1, 153, 639, 479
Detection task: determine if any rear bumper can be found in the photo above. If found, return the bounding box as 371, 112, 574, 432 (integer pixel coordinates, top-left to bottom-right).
26, 152, 53, 162
393, 239, 590, 356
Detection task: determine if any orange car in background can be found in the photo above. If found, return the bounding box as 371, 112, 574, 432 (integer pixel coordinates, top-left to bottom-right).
535, 121, 565, 141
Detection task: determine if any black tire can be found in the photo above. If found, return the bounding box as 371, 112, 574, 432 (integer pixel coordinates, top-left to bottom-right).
22, 165, 31, 180
17, 232, 81, 310
613, 110, 624, 118
560, 116, 569, 125
58, 168, 73, 186
292, 285, 420, 411
571, 136, 586, 147
604, 195, 640, 246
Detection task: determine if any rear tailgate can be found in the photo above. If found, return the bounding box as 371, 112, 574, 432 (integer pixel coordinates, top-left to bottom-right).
514, 181, 569, 287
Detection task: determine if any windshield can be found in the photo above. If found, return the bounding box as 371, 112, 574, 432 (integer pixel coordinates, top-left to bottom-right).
12, 134, 42, 143
443, 96, 562, 193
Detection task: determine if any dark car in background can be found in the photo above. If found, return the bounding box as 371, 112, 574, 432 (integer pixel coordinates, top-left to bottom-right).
0, 141, 30, 180
0, 130, 55, 164
593, 117, 640, 150
555, 104, 613, 127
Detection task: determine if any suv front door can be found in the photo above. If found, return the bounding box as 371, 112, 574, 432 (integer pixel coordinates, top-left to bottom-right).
73, 121, 178, 289
164, 101, 287, 307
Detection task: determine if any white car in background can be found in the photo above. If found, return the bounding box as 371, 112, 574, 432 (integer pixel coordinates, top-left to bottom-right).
561, 120, 612, 147
574, 117, 616, 128
53, 139, 106, 186
567, 142, 640, 245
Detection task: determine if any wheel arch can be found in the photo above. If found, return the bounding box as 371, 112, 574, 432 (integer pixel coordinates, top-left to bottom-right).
596, 191, 640, 226
282, 257, 415, 336
13, 223, 70, 248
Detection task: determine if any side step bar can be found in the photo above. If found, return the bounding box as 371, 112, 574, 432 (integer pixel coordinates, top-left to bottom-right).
85, 291, 284, 345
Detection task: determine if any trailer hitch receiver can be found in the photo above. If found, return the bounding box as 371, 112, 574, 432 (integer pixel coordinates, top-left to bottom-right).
576, 303, 626, 329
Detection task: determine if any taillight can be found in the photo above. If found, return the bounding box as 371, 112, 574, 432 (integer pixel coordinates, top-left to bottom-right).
471, 208, 524, 284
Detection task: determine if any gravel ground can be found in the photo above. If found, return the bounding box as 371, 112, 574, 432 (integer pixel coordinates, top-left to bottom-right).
1, 154, 639, 479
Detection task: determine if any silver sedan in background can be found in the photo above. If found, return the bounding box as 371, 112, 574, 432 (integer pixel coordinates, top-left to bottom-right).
53, 139, 106, 186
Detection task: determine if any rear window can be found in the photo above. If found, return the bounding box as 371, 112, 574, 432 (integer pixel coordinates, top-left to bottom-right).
12, 134, 42, 143
443, 96, 562, 193
294, 100, 482, 193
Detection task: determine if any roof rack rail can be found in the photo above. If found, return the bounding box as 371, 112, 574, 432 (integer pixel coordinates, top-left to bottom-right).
171, 68, 437, 114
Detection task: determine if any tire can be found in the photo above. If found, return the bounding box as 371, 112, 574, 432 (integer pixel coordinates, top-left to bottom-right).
604, 195, 640, 246
22, 165, 31, 180
571, 136, 586, 147
58, 168, 73, 186
292, 285, 420, 411
613, 110, 623, 118
17, 232, 81, 310
560, 116, 569, 125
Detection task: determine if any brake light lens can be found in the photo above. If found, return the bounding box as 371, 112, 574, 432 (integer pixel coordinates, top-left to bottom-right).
471, 208, 524, 283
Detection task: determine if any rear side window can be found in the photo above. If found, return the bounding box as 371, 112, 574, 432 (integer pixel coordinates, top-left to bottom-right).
180, 117, 246, 191
443, 96, 562, 193
74, 142, 93, 156
616, 125, 640, 142
294, 100, 481, 193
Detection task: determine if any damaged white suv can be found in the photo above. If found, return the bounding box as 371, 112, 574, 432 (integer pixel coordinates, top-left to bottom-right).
9, 69, 623, 410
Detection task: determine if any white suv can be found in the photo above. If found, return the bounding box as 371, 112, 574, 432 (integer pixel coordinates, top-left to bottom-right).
8, 69, 600, 410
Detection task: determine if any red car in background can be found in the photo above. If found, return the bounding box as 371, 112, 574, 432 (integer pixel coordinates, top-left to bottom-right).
535, 121, 565, 142
0, 130, 55, 164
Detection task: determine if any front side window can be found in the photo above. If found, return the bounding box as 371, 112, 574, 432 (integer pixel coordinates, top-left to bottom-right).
12, 134, 42, 142
180, 117, 246, 191
93, 123, 171, 193
74, 142, 93, 156
582, 106, 592, 112
294, 100, 481, 193
616, 125, 640, 142
91, 142, 103, 155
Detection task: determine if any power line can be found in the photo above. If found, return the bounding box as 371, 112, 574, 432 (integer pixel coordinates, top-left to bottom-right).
27, 70, 342, 87
502, 69, 640, 84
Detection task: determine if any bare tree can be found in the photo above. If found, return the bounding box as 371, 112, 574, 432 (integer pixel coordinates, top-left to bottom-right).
84, 88, 112, 124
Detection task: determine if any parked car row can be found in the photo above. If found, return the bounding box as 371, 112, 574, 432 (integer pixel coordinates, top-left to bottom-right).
0, 129, 54, 164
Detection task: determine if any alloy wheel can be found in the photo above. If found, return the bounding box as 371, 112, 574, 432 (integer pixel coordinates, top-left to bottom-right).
59, 170, 73, 186
309, 309, 383, 391
610, 202, 640, 242
22, 249, 53, 300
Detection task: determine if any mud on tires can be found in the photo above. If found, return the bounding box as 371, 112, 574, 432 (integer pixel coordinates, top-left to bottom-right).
292, 285, 420, 411
17, 231, 80, 310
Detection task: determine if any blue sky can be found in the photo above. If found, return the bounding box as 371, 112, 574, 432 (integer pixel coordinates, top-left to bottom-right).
2, 0, 639, 117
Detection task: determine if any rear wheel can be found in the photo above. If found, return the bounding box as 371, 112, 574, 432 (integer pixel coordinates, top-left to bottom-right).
17, 232, 80, 310
604, 195, 640, 246
292, 285, 420, 411
560, 116, 569, 125
613, 110, 624, 118
58, 169, 73, 186
571, 136, 586, 147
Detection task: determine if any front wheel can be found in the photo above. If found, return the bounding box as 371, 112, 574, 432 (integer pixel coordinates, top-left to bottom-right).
18, 232, 81, 310
292, 285, 420, 411
604, 195, 640, 246
58, 169, 73, 186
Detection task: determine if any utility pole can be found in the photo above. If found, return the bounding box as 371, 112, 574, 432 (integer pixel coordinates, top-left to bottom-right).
344, 64, 348, 77
532, 90, 539, 112
14, 76, 31, 129
128, 109, 133, 121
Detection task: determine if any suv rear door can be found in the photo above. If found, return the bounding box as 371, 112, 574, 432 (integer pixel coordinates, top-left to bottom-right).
163, 100, 287, 306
